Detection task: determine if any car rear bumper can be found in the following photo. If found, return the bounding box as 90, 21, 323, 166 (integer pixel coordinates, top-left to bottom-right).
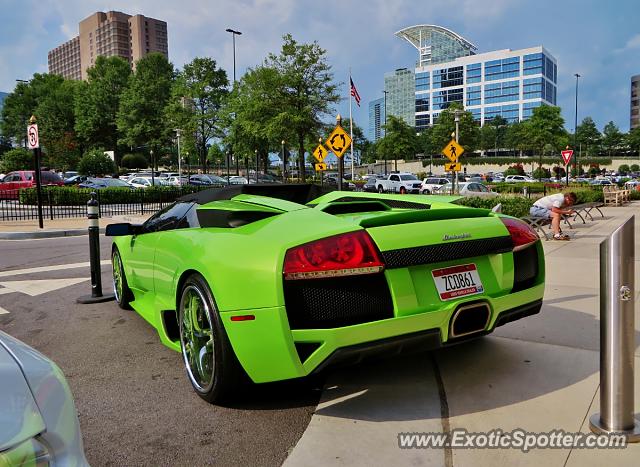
221, 282, 545, 383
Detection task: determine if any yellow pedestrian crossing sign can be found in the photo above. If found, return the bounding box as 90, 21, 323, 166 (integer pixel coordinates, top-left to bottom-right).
315, 162, 327, 171
442, 139, 464, 162
325, 125, 352, 158
313, 144, 328, 163
445, 162, 461, 172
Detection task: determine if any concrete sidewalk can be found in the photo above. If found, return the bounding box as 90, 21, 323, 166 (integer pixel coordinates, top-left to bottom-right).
285, 203, 640, 466
0, 214, 151, 239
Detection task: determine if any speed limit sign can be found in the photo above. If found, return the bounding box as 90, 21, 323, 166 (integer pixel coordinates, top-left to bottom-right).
27, 124, 39, 149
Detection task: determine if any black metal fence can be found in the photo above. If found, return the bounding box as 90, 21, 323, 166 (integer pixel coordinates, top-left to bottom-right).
0, 186, 213, 222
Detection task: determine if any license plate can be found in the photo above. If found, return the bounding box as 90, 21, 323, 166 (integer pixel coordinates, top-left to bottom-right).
431, 263, 484, 301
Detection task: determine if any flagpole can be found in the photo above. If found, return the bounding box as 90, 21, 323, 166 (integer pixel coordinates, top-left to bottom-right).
349, 69, 354, 181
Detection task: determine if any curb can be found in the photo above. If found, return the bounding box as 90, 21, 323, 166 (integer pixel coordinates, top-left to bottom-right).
0, 227, 106, 240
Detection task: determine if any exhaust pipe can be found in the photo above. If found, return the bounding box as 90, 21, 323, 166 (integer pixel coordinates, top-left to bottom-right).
450, 302, 491, 339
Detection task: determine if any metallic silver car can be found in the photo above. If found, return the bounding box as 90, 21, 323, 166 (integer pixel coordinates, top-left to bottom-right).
0, 331, 88, 466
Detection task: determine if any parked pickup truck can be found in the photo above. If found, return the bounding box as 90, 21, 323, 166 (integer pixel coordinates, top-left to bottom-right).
375, 173, 423, 194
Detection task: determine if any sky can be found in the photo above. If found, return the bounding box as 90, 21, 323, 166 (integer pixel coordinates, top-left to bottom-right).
0, 0, 638, 135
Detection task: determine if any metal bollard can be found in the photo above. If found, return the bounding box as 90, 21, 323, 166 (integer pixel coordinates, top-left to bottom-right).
589, 215, 640, 441
77, 192, 114, 304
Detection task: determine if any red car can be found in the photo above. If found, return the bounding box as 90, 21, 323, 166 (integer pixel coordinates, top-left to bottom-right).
0, 170, 64, 199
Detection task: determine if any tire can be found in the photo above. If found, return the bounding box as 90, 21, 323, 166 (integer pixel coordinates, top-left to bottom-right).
399, 186, 407, 195
423, 189, 431, 195
377, 185, 384, 193
112, 247, 133, 310
178, 273, 245, 404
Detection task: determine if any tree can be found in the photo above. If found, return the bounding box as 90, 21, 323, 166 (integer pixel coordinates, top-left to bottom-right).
626, 127, 640, 158
430, 103, 480, 155
376, 115, 418, 170
36, 79, 82, 171
575, 117, 601, 156
601, 121, 624, 157
77, 149, 116, 176
1, 74, 65, 147
75, 56, 132, 162
502, 121, 527, 156
0, 148, 32, 172
480, 116, 508, 155
524, 105, 567, 179
117, 53, 175, 160
169, 57, 229, 171
263, 34, 340, 181
221, 67, 283, 174
120, 153, 149, 169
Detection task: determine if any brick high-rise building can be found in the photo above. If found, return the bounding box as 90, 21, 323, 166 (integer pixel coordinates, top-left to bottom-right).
48, 11, 168, 80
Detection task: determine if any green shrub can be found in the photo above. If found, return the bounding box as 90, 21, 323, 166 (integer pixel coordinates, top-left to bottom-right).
121, 153, 149, 169
631, 164, 640, 172
453, 195, 534, 218
0, 148, 33, 172
504, 164, 525, 176
18, 185, 206, 206
78, 149, 116, 176
618, 164, 630, 175
532, 167, 551, 179
422, 156, 612, 167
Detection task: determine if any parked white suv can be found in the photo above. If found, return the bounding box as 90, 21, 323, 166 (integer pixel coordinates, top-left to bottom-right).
420, 177, 450, 194
504, 175, 536, 183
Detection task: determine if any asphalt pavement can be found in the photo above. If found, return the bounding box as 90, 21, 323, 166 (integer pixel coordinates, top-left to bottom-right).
0, 236, 321, 466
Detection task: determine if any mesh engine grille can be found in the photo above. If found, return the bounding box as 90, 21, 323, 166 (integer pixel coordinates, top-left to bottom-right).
331, 196, 430, 210
382, 236, 513, 269
512, 244, 539, 292
283, 273, 393, 329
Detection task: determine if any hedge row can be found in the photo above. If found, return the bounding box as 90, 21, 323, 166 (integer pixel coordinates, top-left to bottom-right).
424, 157, 612, 167
454, 188, 640, 217
18, 185, 208, 206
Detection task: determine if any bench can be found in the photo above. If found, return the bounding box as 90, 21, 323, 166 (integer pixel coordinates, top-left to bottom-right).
570, 202, 604, 224
521, 214, 573, 241
603, 186, 630, 206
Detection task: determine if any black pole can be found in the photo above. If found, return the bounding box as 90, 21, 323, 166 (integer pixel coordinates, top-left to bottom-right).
337, 116, 344, 191
383, 90, 388, 175
255, 150, 259, 183
33, 147, 44, 229
573, 73, 580, 180
77, 192, 114, 304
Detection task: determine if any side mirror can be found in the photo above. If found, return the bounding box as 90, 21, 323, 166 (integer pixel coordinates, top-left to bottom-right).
105, 223, 142, 236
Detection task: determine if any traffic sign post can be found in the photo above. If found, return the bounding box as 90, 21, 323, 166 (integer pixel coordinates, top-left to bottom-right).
27, 117, 44, 229
442, 138, 465, 195
562, 148, 574, 186
326, 115, 352, 191
313, 144, 328, 163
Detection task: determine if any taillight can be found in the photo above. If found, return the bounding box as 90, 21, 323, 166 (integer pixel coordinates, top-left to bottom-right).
500, 217, 539, 251
283, 231, 385, 280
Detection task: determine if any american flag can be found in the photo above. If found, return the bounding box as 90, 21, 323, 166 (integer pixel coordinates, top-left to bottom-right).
350, 78, 361, 107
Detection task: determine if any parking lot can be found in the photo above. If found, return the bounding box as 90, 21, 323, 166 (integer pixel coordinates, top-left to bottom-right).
1, 202, 639, 466
0, 235, 320, 466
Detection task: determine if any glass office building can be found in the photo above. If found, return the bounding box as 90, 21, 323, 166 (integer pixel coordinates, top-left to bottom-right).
368, 97, 385, 141
383, 68, 416, 128
414, 45, 557, 130
632, 75, 639, 130
368, 25, 557, 140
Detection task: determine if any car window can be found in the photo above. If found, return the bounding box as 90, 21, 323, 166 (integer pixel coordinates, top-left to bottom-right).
25, 173, 33, 181
143, 202, 196, 233
400, 174, 418, 181
390, 175, 400, 182
478, 184, 489, 192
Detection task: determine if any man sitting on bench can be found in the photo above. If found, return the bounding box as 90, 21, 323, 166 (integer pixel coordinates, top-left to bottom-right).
529, 192, 577, 240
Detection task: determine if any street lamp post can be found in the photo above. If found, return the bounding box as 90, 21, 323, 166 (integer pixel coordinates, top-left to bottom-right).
174, 129, 182, 185
226, 28, 242, 176
255, 149, 259, 183
573, 73, 581, 179
150, 150, 155, 186
382, 90, 388, 175
281, 140, 286, 183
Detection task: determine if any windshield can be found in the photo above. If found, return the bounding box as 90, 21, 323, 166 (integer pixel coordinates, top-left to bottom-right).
400, 174, 418, 181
